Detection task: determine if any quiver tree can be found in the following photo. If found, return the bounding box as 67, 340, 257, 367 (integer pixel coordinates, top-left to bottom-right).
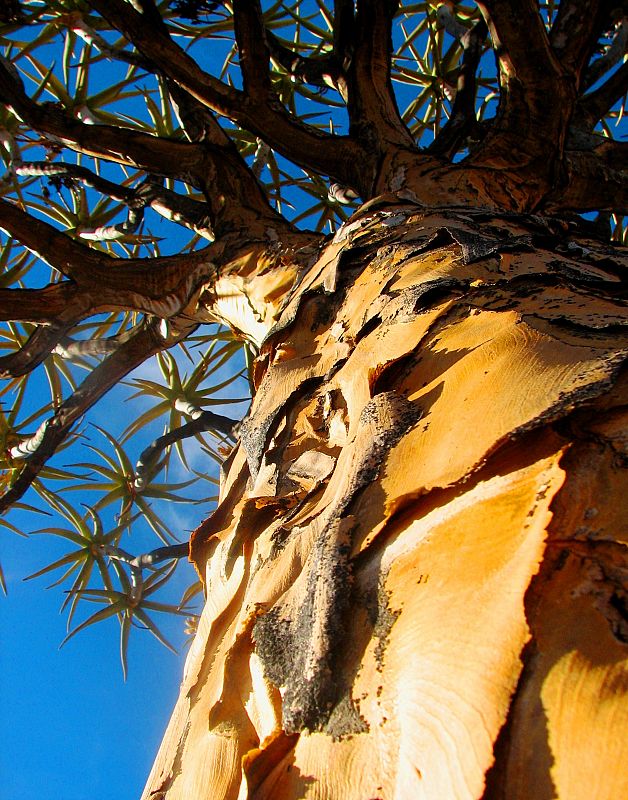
1, 1, 627, 798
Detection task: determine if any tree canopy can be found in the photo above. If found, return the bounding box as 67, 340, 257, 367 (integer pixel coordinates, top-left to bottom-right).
0, 0, 626, 673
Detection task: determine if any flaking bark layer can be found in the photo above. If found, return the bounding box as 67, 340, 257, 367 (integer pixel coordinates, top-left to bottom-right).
144, 206, 628, 800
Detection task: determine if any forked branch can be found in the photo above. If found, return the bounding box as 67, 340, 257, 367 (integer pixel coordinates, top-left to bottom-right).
473, 1, 569, 168
87, 0, 365, 190
0, 317, 197, 514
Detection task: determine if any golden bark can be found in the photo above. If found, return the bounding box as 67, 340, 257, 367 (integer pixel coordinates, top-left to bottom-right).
143, 201, 627, 800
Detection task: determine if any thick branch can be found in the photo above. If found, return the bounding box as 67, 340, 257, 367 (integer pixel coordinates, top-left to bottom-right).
0, 317, 196, 513
0, 283, 81, 323
0, 198, 222, 315
0, 60, 206, 180
477, 1, 557, 87
474, 2, 570, 156
232, 0, 273, 97
550, 1, 605, 78
347, 0, 414, 149
166, 82, 283, 234
333, 0, 355, 65
1, 56, 277, 232
468, 3, 574, 199
0, 197, 109, 281
0, 283, 95, 377
230, 2, 354, 99
87, 0, 237, 112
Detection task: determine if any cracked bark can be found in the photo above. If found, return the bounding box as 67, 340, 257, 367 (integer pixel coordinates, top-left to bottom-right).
143, 205, 628, 800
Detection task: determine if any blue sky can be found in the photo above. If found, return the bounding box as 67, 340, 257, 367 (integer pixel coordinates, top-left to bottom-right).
1, 544, 191, 799
0, 352, 245, 800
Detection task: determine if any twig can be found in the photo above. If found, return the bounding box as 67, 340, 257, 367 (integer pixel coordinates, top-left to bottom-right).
134, 408, 239, 489
104, 541, 189, 602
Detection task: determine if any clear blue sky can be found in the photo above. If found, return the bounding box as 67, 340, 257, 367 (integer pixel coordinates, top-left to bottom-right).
0, 361, 244, 800
1, 542, 193, 800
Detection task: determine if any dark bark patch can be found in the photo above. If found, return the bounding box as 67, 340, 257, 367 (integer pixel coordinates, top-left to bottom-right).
239, 376, 323, 480
254, 393, 422, 734
324, 693, 369, 740
388, 278, 466, 320
372, 580, 401, 672
445, 227, 502, 264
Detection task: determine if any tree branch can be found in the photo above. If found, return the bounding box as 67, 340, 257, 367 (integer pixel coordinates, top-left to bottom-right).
232, 0, 273, 97
2, 53, 273, 234
347, 0, 414, 149
265, 29, 347, 99
0, 51, 287, 235
429, 18, 488, 159
0, 317, 196, 514
0, 197, 109, 281
0, 320, 80, 379
0, 198, 222, 315
576, 60, 628, 129
0, 283, 81, 323
165, 82, 284, 234
86, 0, 239, 112
477, 1, 557, 87
104, 539, 189, 603
86, 0, 365, 191
105, 541, 189, 570
53, 333, 132, 361
0, 59, 206, 181
469, 2, 574, 197
134, 409, 239, 490
15, 161, 214, 240
62, 9, 150, 68
584, 14, 628, 90
0, 283, 95, 378
474, 2, 569, 148
550, 0, 605, 78
333, 0, 355, 66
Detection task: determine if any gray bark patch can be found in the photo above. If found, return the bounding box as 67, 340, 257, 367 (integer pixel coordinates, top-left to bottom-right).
253, 393, 421, 734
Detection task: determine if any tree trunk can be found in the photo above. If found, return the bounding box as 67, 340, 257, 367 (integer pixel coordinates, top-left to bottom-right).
142, 201, 628, 800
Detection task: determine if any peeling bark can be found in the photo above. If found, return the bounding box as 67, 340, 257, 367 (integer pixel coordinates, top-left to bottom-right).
143, 204, 628, 800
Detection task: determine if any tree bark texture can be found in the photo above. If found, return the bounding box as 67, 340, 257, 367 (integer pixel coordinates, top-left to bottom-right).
143, 201, 627, 800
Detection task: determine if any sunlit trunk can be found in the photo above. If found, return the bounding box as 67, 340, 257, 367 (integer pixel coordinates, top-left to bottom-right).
143, 202, 628, 800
